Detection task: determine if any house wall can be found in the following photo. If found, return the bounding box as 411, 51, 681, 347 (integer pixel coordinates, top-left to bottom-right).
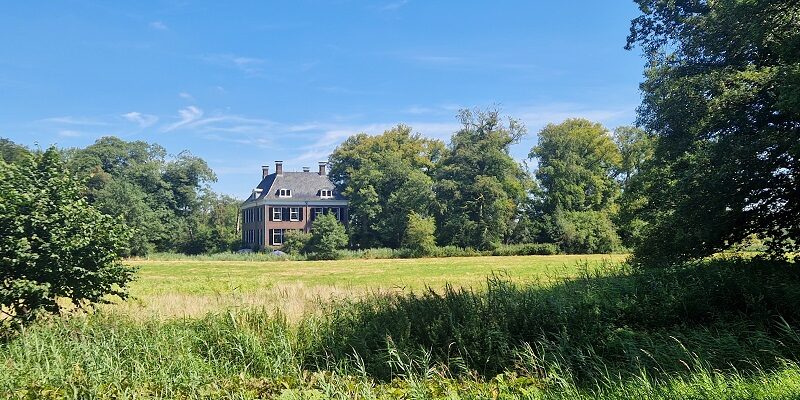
241, 204, 348, 249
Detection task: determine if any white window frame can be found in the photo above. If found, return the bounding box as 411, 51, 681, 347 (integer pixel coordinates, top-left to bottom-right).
320, 189, 333, 199
313, 207, 324, 219
272, 229, 284, 245
278, 188, 292, 198
290, 207, 300, 221
331, 207, 341, 221
272, 207, 282, 221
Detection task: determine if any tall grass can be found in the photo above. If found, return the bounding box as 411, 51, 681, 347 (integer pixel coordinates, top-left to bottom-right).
2, 256, 799, 399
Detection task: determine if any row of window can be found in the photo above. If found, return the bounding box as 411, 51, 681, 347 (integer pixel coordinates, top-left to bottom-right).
244, 207, 344, 223
244, 228, 265, 246
243, 228, 299, 246
276, 188, 334, 198
243, 207, 264, 223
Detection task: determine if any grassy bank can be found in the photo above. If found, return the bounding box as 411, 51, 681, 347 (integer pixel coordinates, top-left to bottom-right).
2, 256, 800, 398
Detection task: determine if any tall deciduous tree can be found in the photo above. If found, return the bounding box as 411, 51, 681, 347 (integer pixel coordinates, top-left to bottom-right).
435, 109, 531, 250
612, 126, 655, 247
531, 119, 621, 214
627, 0, 800, 264
329, 125, 444, 248
0, 149, 135, 325
530, 119, 622, 253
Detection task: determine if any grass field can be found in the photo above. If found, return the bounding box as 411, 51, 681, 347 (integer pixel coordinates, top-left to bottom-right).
118, 254, 624, 318
5, 254, 800, 399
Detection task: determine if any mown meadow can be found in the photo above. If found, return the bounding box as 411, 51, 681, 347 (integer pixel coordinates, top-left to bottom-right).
3, 254, 800, 399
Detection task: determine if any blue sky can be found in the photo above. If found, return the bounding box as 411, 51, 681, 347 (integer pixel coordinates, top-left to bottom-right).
0, 1, 645, 197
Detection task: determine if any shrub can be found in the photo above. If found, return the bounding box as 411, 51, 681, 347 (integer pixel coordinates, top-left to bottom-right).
491, 243, 559, 256
403, 212, 437, 256
282, 231, 312, 255
551, 211, 620, 254
307, 213, 348, 260
0, 149, 136, 327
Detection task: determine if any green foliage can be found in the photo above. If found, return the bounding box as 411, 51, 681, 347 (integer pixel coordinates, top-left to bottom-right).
329, 125, 444, 248
435, 109, 533, 250
0, 137, 30, 164
531, 118, 621, 214
627, 0, 800, 264
403, 212, 437, 256
0, 149, 136, 325
282, 230, 312, 255
307, 213, 348, 260
548, 211, 621, 254
309, 257, 800, 381
64, 136, 218, 255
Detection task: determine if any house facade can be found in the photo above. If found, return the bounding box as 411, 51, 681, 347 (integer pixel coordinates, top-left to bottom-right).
240, 160, 348, 249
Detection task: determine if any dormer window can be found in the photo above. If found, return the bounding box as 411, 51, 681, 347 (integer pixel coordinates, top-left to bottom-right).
319, 189, 333, 199
278, 188, 292, 198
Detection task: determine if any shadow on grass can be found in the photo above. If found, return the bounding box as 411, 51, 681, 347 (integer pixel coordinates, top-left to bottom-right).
301, 256, 800, 384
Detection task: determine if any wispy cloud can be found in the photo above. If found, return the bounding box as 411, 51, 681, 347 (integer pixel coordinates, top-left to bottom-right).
381, 0, 409, 11
149, 21, 168, 31
200, 54, 266, 75
178, 92, 195, 101
122, 112, 159, 128
58, 130, 82, 137
163, 106, 204, 131
40, 116, 110, 126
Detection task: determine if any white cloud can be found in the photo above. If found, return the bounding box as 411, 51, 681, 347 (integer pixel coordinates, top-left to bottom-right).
179, 92, 195, 101
381, 0, 409, 11
200, 54, 266, 75
122, 112, 159, 128
163, 106, 204, 131
58, 130, 82, 137
40, 116, 109, 126
149, 21, 168, 30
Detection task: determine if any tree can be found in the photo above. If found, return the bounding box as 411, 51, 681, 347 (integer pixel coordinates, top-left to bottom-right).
435, 109, 532, 250
64, 137, 217, 255
612, 126, 655, 248
403, 212, 436, 256
0, 149, 136, 326
307, 213, 348, 260
530, 119, 622, 252
329, 125, 444, 248
0, 138, 30, 164
627, 0, 800, 264
531, 119, 622, 214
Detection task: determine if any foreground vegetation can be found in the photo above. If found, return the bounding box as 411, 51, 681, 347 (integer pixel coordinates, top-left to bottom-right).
3, 256, 800, 398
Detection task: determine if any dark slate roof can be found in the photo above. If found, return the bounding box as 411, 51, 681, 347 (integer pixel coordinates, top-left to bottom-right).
244, 172, 345, 203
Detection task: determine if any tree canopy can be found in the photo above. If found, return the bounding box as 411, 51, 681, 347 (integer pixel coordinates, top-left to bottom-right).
434, 109, 532, 250
627, 0, 800, 264
328, 125, 444, 248
0, 148, 135, 325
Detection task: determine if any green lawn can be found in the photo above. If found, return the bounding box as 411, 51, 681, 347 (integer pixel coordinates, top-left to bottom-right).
119, 254, 624, 318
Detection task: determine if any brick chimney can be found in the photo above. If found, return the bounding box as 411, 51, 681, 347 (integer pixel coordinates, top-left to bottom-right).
262, 165, 270, 178
318, 161, 327, 176
275, 160, 283, 175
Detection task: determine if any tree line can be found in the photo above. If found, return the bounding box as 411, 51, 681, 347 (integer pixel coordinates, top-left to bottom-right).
1, 137, 240, 256
328, 111, 651, 256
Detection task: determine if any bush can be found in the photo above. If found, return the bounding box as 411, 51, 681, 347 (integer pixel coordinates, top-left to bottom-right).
282, 231, 312, 255
0, 149, 136, 327
491, 243, 559, 256
403, 212, 437, 256
551, 211, 620, 254
307, 213, 348, 260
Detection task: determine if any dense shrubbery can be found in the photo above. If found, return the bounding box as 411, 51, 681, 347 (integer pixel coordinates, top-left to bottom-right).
306, 257, 800, 380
